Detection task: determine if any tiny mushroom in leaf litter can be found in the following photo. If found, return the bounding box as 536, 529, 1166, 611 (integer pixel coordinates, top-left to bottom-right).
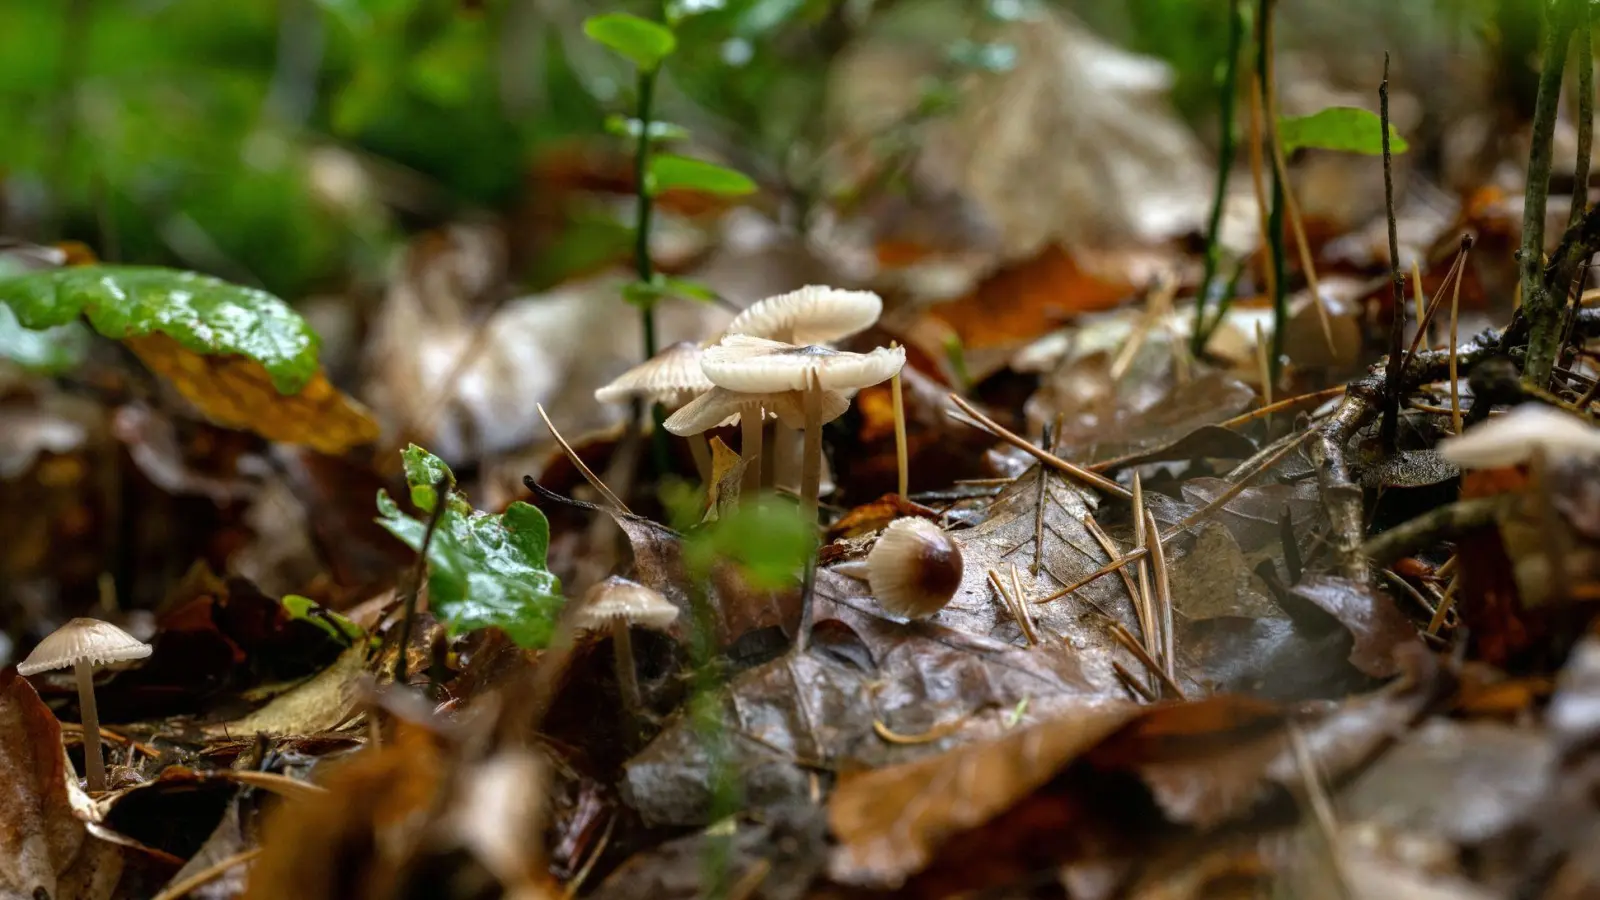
723, 284, 883, 345
17, 617, 152, 792
574, 576, 680, 723
1437, 404, 1600, 469
866, 517, 966, 619
596, 340, 719, 479
698, 334, 905, 521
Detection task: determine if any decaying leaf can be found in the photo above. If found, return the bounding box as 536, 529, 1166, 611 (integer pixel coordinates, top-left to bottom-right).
1288, 576, 1420, 678
0, 670, 123, 900
202, 644, 367, 738
591, 805, 827, 900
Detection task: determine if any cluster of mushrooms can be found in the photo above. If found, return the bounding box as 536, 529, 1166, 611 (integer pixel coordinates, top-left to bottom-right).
594, 285, 969, 629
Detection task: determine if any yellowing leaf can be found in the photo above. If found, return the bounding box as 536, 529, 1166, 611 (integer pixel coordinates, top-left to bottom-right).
128, 333, 379, 455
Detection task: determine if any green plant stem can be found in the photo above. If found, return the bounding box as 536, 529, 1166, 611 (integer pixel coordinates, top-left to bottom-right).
1193, 0, 1247, 358
1522, 0, 1579, 390
1378, 54, 1406, 453
395, 476, 450, 688
1572, 3, 1593, 230
1255, 0, 1287, 388
630, 64, 672, 477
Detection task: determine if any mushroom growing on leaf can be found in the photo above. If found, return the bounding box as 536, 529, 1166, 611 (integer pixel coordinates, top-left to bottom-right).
867, 517, 965, 619
699, 335, 905, 520
17, 618, 152, 792
574, 577, 679, 723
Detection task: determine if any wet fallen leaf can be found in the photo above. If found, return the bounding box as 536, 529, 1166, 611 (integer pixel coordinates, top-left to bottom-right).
202, 645, 368, 738
590, 805, 827, 900
1288, 576, 1420, 678
0, 669, 124, 900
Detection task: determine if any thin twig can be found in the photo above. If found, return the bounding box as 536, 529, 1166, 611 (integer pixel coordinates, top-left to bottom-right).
1573, 1, 1594, 230
1215, 385, 1347, 430
1105, 619, 1186, 700
537, 403, 631, 514
1146, 508, 1175, 682
1132, 473, 1155, 681
1361, 496, 1512, 568
1035, 546, 1149, 606
149, 848, 263, 900
946, 394, 1131, 498
1523, 0, 1581, 388
1084, 515, 1144, 620
1114, 662, 1160, 703
1160, 427, 1316, 541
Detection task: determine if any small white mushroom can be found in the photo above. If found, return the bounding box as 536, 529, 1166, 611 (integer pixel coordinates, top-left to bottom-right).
723, 285, 883, 345
574, 577, 679, 721
1437, 404, 1600, 469
699, 335, 905, 520
18, 618, 152, 792
596, 341, 719, 477
664, 380, 851, 500
867, 518, 965, 619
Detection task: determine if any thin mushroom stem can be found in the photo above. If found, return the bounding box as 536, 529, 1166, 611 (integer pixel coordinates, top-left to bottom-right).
75, 660, 104, 792
891, 342, 909, 500
610, 618, 643, 723
800, 373, 824, 525
687, 432, 713, 485
740, 407, 763, 501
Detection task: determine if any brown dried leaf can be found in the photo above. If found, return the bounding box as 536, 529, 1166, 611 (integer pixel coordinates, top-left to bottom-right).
1288, 576, 1420, 678
0, 670, 123, 900
826, 701, 1142, 889
128, 333, 379, 455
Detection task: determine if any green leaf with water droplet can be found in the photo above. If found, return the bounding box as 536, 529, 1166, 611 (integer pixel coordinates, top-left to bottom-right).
377, 445, 565, 648
0, 301, 90, 375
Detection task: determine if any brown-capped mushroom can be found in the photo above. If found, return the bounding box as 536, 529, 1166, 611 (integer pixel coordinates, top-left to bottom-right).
596, 341, 718, 478
17, 618, 152, 791
574, 577, 679, 722
699, 335, 904, 520
867, 517, 965, 619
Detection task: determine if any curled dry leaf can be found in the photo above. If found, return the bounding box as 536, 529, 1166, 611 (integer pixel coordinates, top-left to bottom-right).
0, 669, 123, 900
1288, 575, 1420, 678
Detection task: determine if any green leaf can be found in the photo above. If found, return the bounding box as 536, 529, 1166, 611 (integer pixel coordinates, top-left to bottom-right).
282, 594, 365, 643
661, 277, 720, 304
648, 155, 757, 196
0, 301, 90, 375
0, 265, 319, 394
623, 279, 667, 309
604, 114, 691, 142
1277, 107, 1408, 156
683, 500, 816, 587
377, 445, 565, 648
583, 13, 677, 70
401, 443, 457, 513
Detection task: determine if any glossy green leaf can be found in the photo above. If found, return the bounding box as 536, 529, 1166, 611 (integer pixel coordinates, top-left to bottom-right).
583, 13, 677, 69
402, 443, 456, 512
0, 265, 319, 394
1278, 107, 1408, 156
0, 301, 90, 375
661, 276, 720, 304
648, 154, 757, 196
683, 500, 816, 587
377, 445, 565, 648
604, 114, 691, 142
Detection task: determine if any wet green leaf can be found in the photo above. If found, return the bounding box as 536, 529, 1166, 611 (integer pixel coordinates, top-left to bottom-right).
0, 301, 90, 375
648, 154, 757, 196
1278, 106, 1408, 156
282, 594, 366, 643
401, 443, 457, 513
0, 265, 319, 394
377, 446, 565, 648
584, 13, 677, 70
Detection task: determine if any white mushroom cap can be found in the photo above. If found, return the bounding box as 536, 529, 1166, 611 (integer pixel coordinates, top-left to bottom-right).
700, 335, 905, 393
725, 285, 883, 345
663, 385, 850, 435
867, 518, 964, 620
575, 577, 680, 631
1437, 404, 1600, 469
594, 342, 714, 408
17, 618, 152, 675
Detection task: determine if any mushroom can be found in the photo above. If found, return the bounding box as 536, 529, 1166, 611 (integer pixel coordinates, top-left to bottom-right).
664, 379, 851, 500
699, 335, 905, 520
1437, 404, 1600, 469
595, 341, 718, 479
574, 577, 680, 722
722, 286, 885, 490
866, 517, 965, 619
723, 285, 883, 345
17, 618, 151, 792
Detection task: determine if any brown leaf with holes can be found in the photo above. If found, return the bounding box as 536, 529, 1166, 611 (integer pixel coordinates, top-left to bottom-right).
127, 333, 379, 455
0, 669, 124, 900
